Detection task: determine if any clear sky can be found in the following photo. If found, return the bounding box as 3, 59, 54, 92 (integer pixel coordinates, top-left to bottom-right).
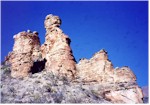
1, 1, 148, 87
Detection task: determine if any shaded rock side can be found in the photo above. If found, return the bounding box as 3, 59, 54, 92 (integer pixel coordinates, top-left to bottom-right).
76, 49, 143, 103
141, 86, 149, 103
41, 14, 76, 79
7, 31, 41, 78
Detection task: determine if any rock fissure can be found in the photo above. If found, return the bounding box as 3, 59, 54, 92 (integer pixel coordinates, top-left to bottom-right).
120, 94, 135, 102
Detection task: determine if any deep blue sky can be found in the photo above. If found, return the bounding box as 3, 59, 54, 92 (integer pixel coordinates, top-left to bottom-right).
1, 1, 148, 87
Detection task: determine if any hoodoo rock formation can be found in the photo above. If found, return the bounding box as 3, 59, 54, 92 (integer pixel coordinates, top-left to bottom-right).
5, 31, 41, 78
41, 14, 76, 79
3, 14, 144, 104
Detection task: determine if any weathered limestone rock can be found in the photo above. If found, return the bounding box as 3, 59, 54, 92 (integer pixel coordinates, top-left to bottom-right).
76, 49, 143, 103
104, 85, 143, 103
114, 67, 136, 83
76, 49, 114, 83
41, 14, 76, 79
8, 31, 41, 78
76, 49, 137, 84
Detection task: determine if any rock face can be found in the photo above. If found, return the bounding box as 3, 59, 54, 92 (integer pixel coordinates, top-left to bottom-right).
104, 84, 143, 103
76, 49, 114, 83
6, 31, 41, 78
76, 49, 143, 103
76, 49, 136, 83
41, 14, 76, 79
3, 14, 144, 104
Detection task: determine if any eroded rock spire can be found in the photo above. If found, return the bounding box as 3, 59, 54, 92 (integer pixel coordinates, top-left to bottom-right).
41, 14, 76, 79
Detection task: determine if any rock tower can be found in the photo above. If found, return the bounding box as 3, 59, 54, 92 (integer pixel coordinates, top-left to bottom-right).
41, 14, 76, 79
7, 31, 41, 78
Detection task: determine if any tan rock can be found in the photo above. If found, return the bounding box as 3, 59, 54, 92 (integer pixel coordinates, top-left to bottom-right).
41, 14, 76, 79
76, 49, 143, 103
114, 66, 136, 83
44, 14, 61, 29
8, 31, 41, 78
76, 49, 137, 83
104, 86, 143, 103
76, 49, 114, 83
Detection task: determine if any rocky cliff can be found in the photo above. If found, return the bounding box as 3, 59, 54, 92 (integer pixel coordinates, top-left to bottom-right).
76, 49, 143, 103
1, 14, 144, 104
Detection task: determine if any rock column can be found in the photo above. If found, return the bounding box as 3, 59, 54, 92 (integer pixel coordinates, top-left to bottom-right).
41, 14, 76, 79
9, 31, 41, 78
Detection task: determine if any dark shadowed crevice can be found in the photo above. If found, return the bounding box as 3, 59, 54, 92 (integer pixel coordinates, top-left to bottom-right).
30, 58, 47, 74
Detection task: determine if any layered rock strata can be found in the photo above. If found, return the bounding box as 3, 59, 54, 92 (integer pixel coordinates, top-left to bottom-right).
7, 31, 41, 78
76, 49, 143, 103
41, 14, 76, 79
